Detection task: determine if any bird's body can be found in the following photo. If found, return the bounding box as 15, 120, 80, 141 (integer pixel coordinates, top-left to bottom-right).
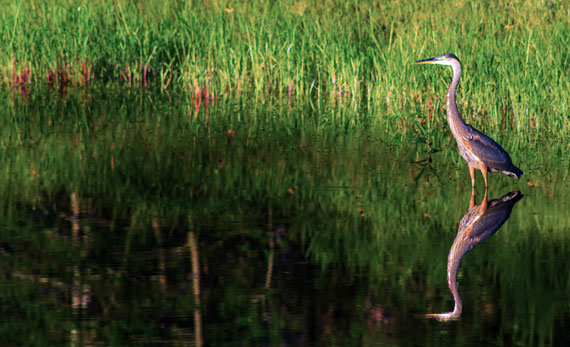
415, 54, 523, 188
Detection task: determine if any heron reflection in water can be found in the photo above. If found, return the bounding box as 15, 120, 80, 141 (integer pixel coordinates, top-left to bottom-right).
415, 54, 523, 188
424, 190, 523, 321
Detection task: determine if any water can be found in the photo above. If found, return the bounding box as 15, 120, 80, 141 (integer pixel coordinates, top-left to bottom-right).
0, 91, 568, 345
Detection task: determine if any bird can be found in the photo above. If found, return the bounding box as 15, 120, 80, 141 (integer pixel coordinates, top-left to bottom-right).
423, 190, 524, 321
414, 54, 523, 188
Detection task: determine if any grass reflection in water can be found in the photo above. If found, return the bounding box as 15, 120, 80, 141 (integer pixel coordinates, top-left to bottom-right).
0, 91, 567, 345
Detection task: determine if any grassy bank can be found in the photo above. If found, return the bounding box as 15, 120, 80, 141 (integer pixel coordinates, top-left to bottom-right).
0, 0, 569, 134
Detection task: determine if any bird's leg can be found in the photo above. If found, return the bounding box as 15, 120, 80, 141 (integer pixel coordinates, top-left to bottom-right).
481, 165, 488, 189
469, 187, 475, 209
468, 165, 475, 188
481, 187, 488, 212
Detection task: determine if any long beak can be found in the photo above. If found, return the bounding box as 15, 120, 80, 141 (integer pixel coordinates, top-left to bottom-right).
414, 57, 438, 65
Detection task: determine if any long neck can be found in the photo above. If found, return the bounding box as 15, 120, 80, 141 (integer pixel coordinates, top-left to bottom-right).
444, 230, 478, 319
446, 61, 467, 138
446, 242, 464, 318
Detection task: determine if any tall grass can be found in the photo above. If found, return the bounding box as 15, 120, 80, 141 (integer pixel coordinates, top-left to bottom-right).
0, 0, 568, 135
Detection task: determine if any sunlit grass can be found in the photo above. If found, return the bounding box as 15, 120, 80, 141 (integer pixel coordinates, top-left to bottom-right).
0, 0, 568, 136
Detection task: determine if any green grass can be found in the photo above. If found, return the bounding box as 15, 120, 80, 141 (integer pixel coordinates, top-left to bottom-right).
0, 0, 569, 136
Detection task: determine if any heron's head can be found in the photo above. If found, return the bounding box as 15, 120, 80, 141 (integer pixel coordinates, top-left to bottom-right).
414, 53, 460, 67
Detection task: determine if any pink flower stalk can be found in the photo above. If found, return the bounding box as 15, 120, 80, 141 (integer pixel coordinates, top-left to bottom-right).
47, 69, 54, 86
195, 86, 201, 112
82, 59, 89, 87
143, 65, 148, 87
21, 68, 28, 86
203, 83, 209, 109
125, 67, 131, 87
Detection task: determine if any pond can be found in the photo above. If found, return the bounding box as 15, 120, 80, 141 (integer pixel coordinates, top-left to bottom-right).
0, 90, 568, 345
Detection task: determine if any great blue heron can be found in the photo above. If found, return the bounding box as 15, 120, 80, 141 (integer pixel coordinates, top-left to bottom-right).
415, 54, 523, 188
424, 190, 523, 321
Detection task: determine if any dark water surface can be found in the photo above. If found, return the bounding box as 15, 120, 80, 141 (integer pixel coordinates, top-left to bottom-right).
0, 91, 568, 345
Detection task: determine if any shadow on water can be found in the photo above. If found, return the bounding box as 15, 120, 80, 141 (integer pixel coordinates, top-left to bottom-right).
423, 189, 523, 321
